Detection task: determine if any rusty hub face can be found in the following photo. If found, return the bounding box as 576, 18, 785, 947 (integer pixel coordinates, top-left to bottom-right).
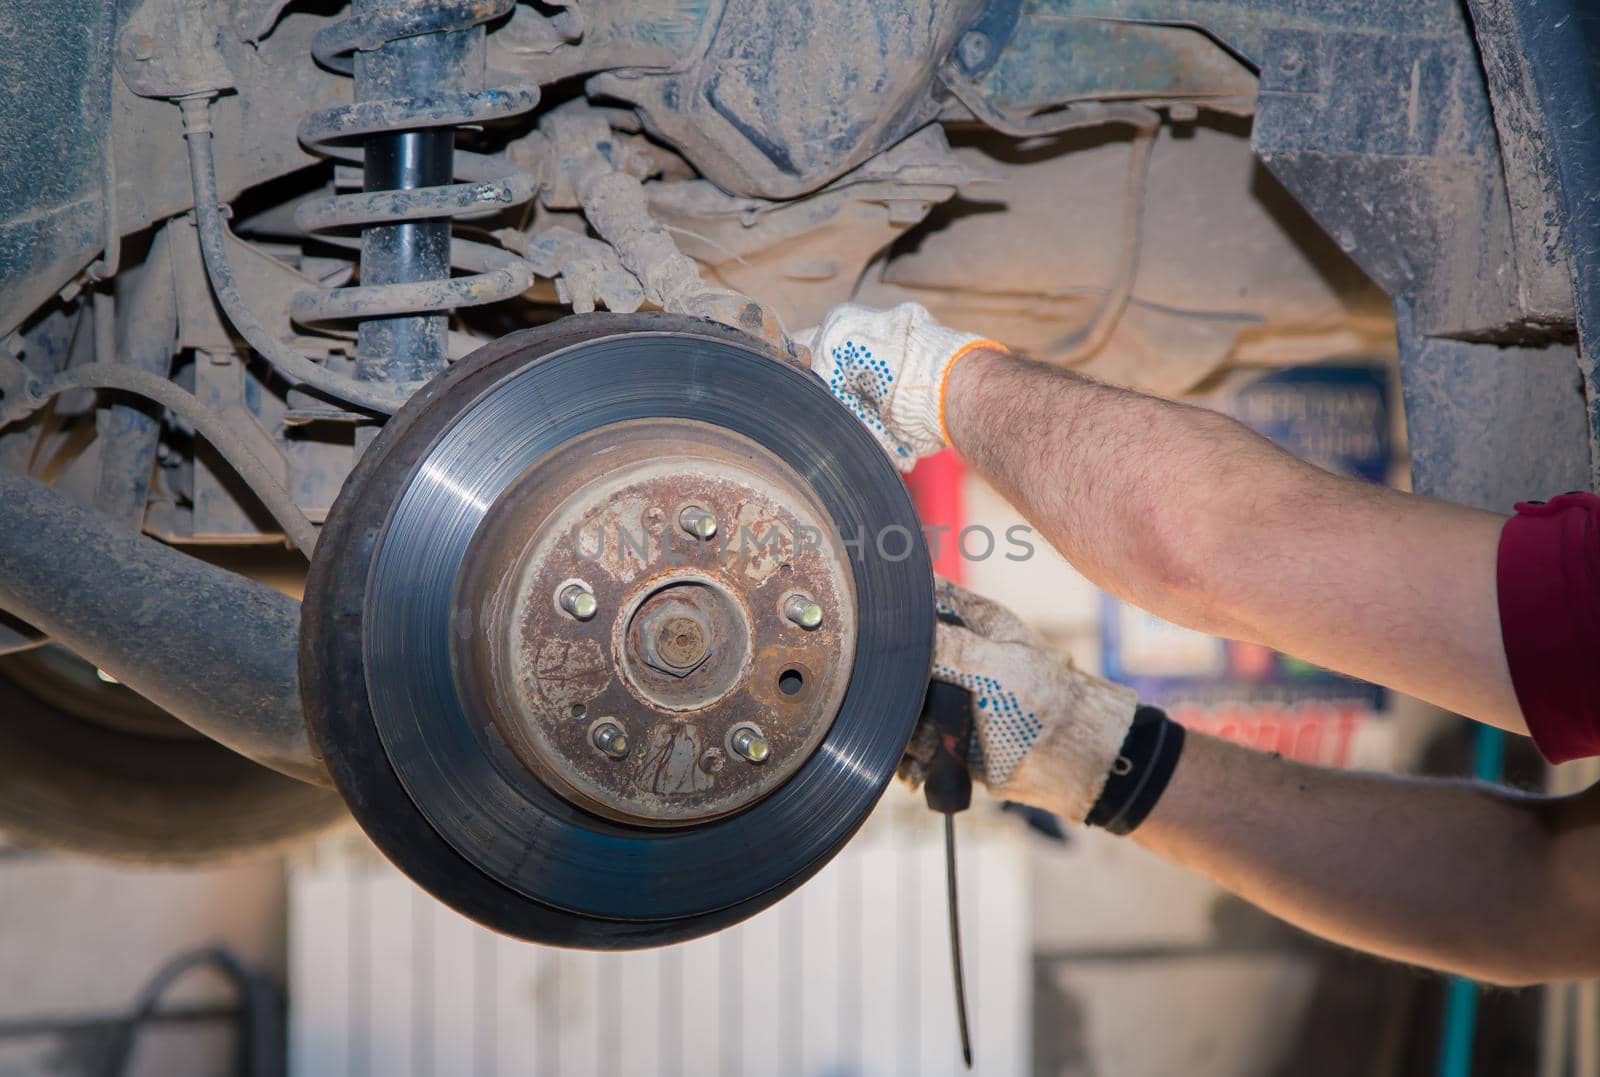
456, 418, 856, 826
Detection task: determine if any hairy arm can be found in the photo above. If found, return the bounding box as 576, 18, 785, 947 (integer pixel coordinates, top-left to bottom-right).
1129, 733, 1600, 984
945, 349, 1525, 734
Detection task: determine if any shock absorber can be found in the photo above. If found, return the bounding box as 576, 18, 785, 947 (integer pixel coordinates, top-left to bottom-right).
294, 0, 541, 385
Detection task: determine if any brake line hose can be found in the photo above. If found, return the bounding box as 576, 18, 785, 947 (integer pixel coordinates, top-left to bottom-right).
177, 95, 418, 416
937, 66, 1161, 364
10, 363, 319, 557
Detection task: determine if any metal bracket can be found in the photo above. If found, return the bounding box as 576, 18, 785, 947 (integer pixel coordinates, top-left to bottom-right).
950, 0, 1026, 79
116, 0, 235, 99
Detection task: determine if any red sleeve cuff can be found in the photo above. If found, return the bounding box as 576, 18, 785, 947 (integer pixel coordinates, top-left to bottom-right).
1497, 492, 1600, 763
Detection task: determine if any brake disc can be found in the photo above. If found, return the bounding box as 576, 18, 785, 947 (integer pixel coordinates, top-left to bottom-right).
301, 314, 934, 947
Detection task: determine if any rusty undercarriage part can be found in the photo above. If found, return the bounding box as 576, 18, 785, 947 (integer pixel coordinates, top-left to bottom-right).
301, 314, 934, 947
455, 418, 857, 826
518, 103, 805, 361
0, 470, 325, 786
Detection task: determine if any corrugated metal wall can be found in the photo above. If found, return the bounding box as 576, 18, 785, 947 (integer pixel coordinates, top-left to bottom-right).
0, 843, 288, 1076
289, 789, 1031, 1077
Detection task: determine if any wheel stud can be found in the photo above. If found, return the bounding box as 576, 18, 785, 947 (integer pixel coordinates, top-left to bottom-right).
592, 721, 630, 759
678, 505, 717, 540
782, 594, 823, 630
558, 583, 597, 621
730, 725, 769, 764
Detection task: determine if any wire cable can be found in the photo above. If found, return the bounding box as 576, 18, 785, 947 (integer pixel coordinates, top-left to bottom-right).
1052, 122, 1158, 364
939, 61, 1160, 139
19, 363, 318, 557
936, 65, 1162, 364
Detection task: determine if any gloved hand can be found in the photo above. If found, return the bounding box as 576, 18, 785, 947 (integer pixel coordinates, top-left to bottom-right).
901, 580, 1140, 825
798, 303, 1004, 472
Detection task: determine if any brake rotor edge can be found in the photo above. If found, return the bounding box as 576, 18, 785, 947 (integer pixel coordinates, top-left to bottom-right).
299, 313, 934, 948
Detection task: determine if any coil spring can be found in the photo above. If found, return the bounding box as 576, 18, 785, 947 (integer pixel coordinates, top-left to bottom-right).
290, 0, 540, 330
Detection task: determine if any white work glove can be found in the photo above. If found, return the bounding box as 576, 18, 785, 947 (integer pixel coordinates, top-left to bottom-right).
798, 303, 1004, 472
902, 580, 1139, 825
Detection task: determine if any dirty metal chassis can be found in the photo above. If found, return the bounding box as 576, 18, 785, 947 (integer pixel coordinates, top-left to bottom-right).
4, 0, 1595, 554
0, 0, 1595, 888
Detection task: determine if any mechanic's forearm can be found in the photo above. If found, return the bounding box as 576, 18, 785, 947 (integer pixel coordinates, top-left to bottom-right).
1132, 733, 1600, 985
944, 348, 1523, 731
945, 348, 1257, 622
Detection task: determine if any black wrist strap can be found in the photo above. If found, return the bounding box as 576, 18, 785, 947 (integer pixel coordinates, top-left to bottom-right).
1084, 705, 1185, 836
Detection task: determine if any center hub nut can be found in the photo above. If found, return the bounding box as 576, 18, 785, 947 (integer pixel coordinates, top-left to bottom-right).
620, 577, 749, 710
639, 603, 712, 676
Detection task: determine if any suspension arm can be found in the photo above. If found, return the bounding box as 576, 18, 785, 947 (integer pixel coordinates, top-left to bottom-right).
0, 470, 325, 785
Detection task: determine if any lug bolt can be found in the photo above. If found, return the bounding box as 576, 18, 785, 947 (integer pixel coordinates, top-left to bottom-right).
558, 583, 597, 621
678, 505, 717, 540
956, 30, 991, 72
730, 725, 770, 764
592, 721, 629, 759
782, 594, 823, 630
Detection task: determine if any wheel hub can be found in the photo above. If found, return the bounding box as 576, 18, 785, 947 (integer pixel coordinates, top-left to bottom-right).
455, 418, 855, 826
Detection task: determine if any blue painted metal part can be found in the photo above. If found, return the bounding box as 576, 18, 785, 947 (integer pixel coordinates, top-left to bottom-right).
1426, 5, 1600, 1068
0, 0, 118, 335
0, 0, 1592, 504
995, 0, 1464, 67
1251, 1, 1526, 338
1396, 301, 1591, 512
949, 0, 1024, 78
1473, 0, 1600, 485
972, 0, 1450, 110
975, 6, 1256, 111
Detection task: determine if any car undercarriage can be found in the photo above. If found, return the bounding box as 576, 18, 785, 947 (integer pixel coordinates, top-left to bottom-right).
1, 0, 1596, 945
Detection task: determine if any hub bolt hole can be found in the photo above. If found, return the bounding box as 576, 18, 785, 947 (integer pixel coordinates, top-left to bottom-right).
778, 668, 805, 696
